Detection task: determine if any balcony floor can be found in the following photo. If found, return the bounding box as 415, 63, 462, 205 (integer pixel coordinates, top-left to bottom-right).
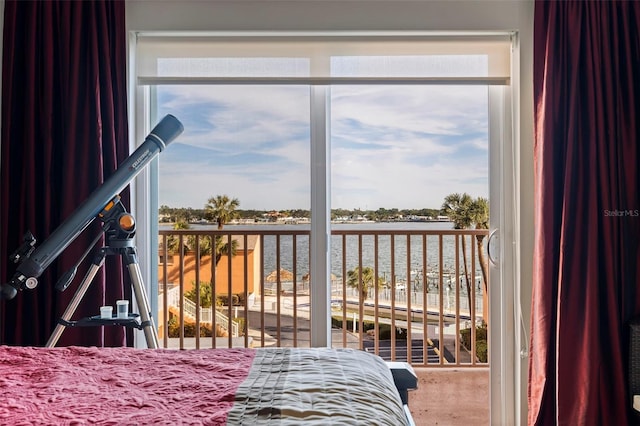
410, 368, 489, 425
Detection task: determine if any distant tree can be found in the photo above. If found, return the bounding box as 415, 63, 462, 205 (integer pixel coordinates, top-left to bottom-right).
411, 208, 440, 219
442, 193, 490, 320
367, 211, 381, 221
441, 193, 474, 229
469, 197, 489, 293
166, 220, 210, 255
185, 281, 213, 308
159, 205, 173, 222
239, 209, 263, 220
290, 209, 310, 219
173, 207, 193, 223
165, 219, 236, 265
441, 193, 474, 306
346, 266, 387, 301
205, 195, 240, 229
331, 208, 352, 220
213, 235, 238, 264
166, 220, 191, 254
189, 208, 207, 221
174, 220, 190, 230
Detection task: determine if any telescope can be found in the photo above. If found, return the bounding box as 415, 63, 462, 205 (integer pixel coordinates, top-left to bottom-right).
2, 114, 184, 300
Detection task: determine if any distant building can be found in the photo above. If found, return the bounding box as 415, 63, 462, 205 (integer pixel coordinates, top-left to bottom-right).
158, 234, 261, 298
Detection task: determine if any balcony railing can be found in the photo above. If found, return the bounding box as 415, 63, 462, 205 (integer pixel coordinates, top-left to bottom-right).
157, 226, 489, 368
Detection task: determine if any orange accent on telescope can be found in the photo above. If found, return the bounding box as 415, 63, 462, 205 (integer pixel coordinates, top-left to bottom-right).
118, 214, 135, 231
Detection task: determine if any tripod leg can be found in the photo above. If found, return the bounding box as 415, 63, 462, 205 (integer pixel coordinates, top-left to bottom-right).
125, 256, 159, 349
46, 257, 105, 347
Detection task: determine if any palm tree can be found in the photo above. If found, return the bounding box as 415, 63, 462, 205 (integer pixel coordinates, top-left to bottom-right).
203, 195, 240, 263
441, 193, 474, 304
213, 234, 238, 264
166, 219, 191, 254
441, 193, 473, 228
442, 193, 491, 326
165, 218, 236, 265
346, 266, 386, 302
469, 197, 489, 293
205, 195, 240, 229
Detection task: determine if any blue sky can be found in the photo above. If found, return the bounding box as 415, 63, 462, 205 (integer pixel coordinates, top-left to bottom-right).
156, 84, 488, 211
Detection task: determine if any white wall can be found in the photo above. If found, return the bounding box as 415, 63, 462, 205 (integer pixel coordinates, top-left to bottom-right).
126, 1, 534, 423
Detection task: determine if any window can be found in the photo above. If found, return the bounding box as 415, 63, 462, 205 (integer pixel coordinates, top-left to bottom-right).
131, 31, 512, 346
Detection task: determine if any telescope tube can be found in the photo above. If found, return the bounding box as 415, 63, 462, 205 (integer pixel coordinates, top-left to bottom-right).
2, 114, 184, 299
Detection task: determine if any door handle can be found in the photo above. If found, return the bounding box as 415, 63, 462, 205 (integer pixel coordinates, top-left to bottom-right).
487, 228, 499, 265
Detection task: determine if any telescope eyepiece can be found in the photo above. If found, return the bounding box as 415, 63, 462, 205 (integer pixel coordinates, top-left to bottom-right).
0, 277, 20, 299
1, 284, 18, 300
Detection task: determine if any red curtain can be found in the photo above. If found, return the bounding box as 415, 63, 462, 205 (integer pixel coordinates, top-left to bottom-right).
530, 1, 640, 425
0, 0, 130, 346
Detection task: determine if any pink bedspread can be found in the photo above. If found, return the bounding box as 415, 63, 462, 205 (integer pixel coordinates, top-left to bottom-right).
0, 346, 410, 425
0, 346, 255, 425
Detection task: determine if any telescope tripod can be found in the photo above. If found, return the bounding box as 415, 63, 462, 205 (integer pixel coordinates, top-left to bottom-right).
45, 197, 159, 349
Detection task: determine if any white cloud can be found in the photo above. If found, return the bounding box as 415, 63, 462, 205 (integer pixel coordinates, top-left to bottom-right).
158, 84, 488, 210
160, 158, 310, 210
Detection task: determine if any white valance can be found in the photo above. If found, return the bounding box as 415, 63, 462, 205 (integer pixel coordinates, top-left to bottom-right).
135, 32, 512, 85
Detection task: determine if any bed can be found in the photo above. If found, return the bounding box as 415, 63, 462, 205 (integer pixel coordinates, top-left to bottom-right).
0, 345, 417, 425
